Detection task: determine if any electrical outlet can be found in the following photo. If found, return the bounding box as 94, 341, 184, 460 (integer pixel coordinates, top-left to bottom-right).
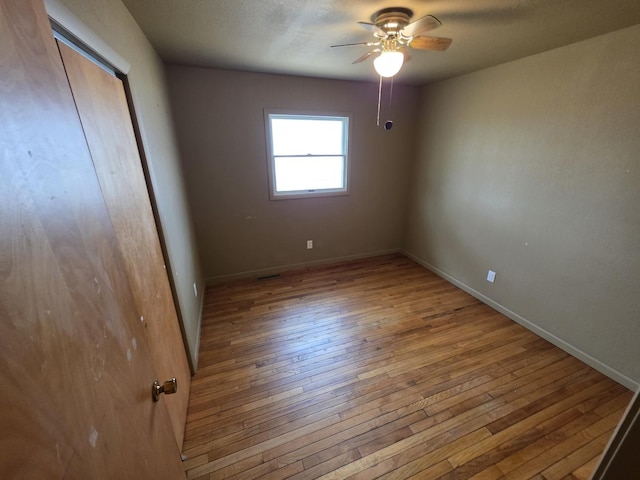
487, 270, 496, 283
306, 240, 313, 249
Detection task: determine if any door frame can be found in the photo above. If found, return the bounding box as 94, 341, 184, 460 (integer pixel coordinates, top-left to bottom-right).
592, 387, 640, 478
45, 0, 130, 74
45, 0, 195, 373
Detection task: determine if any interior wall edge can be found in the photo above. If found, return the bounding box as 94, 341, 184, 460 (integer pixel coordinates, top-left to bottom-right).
402, 249, 639, 392
204, 249, 401, 286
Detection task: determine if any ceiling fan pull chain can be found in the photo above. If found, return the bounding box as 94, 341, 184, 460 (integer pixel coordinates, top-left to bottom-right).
377, 74, 383, 126
388, 75, 394, 117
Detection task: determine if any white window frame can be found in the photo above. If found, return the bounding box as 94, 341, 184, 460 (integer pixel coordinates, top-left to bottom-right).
264, 109, 351, 200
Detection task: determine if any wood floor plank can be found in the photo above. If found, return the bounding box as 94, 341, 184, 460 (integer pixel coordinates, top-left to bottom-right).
447, 381, 625, 478
181, 254, 632, 479
501, 409, 628, 479
570, 454, 602, 480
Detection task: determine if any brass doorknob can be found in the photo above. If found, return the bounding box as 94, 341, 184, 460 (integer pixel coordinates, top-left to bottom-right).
152, 378, 177, 402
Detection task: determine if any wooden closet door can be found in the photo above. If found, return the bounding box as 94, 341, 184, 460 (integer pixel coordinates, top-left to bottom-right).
57, 41, 191, 449
0, 0, 185, 477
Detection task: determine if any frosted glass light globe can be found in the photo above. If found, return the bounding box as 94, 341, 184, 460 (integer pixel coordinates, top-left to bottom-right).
373, 51, 404, 77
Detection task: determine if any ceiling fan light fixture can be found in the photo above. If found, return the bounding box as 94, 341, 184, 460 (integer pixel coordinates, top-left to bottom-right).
373, 50, 404, 77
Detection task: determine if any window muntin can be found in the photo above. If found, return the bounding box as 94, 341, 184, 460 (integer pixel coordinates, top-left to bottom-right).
265, 111, 350, 199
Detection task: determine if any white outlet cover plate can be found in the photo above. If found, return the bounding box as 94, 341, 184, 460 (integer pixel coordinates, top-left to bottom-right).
487, 270, 496, 283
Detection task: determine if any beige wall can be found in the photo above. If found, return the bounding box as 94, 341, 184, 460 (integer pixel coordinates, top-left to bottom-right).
404, 25, 640, 388
166, 67, 419, 281
55, 0, 203, 369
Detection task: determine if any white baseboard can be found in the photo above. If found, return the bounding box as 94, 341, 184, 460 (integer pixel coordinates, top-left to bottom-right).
402, 250, 639, 392
204, 249, 401, 286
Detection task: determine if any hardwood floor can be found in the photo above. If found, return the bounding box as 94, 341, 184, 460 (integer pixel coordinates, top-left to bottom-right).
182, 254, 631, 479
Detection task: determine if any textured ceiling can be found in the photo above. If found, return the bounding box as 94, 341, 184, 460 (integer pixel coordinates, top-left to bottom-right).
121, 0, 640, 85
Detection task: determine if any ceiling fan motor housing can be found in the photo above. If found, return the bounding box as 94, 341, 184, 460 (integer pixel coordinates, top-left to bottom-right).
372, 7, 414, 38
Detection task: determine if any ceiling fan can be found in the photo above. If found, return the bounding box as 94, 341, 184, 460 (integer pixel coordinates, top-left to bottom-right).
332, 7, 452, 77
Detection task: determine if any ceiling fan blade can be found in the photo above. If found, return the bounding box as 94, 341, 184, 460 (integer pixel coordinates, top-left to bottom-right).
409, 36, 452, 51
352, 50, 379, 64
358, 21, 385, 36
331, 41, 378, 48
401, 14, 442, 37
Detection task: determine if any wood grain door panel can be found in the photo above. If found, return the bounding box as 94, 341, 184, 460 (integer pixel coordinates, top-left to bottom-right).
0, 0, 185, 477
57, 41, 191, 449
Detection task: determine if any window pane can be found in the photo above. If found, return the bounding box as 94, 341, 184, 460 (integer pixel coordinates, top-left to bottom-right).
271, 118, 344, 156
274, 156, 344, 192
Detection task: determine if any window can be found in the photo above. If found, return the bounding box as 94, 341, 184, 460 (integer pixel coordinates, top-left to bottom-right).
265, 110, 350, 199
